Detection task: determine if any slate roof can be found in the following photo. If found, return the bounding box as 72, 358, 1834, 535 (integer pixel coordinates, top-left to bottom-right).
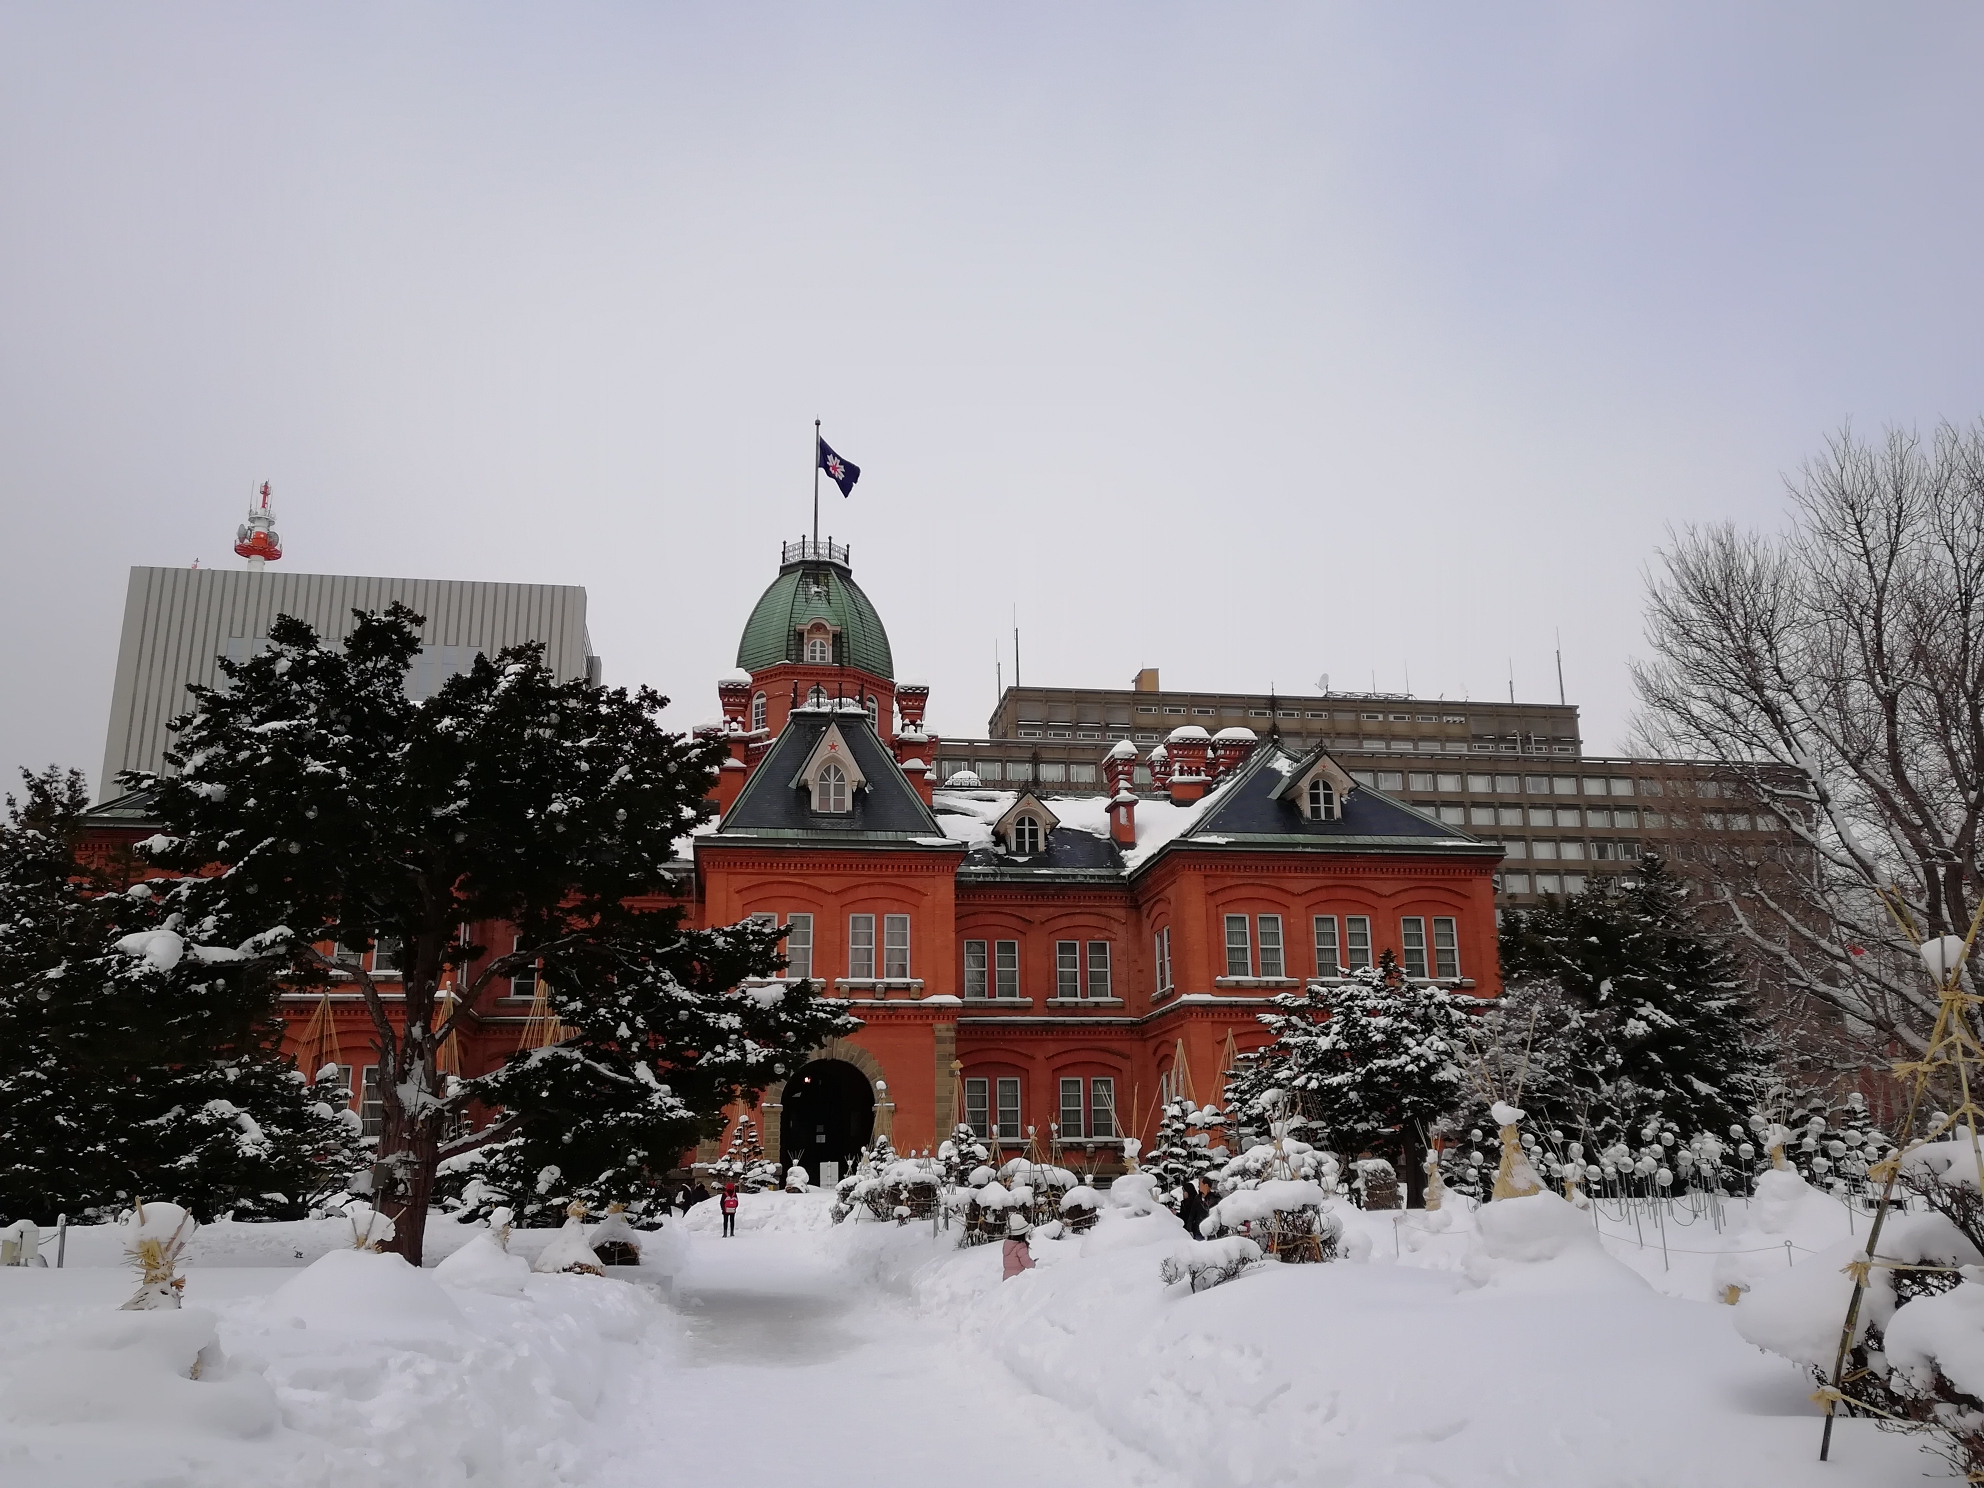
710, 706, 947, 844
958, 824, 1124, 878
735, 559, 894, 679
1180, 744, 1498, 857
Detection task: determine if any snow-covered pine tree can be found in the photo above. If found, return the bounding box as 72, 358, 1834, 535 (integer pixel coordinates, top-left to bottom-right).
1495, 856, 1773, 1147
1227, 950, 1474, 1168
129, 605, 855, 1259
705, 1114, 777, 1193
938, 1122, 989, 1187
0, 766, 361, 1221
1142, 1098, 1226, 1212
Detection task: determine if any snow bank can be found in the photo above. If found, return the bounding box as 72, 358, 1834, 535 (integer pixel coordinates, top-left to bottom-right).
1885, 1269, 1984, 1398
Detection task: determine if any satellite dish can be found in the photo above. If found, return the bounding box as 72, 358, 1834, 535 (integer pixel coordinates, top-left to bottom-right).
1313, 674, 1330, 694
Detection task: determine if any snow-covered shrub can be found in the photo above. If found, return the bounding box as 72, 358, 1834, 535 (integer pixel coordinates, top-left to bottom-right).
1203, 1178, 1340, 1263
1142, 1099, 1228, 1213
1060, 1182, 1100, 1234
1737, 1208, 1983, 1474
706, 1114, 778, 1192
1160, 1235, 1265, 1292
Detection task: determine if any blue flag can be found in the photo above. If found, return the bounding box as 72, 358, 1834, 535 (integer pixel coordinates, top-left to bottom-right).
818, 438, 861, 497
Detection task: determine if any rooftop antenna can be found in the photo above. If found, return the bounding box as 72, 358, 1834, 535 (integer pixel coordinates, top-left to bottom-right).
1555, 629, 1566, 706
1508, 658, 1515, 704
1404, 662, 1412, 697
233, 481, 282, 569
1013, 607, 1022, 690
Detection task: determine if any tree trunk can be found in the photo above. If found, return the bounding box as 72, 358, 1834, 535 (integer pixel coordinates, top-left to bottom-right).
373, 1020, 441, 1266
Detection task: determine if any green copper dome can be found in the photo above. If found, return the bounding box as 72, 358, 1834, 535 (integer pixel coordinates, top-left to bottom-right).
736, 540, 895, 679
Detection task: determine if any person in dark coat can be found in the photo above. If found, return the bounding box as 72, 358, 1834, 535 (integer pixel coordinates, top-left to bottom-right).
1178, 1177, 1214, 1239
690, 1180, 710, 1209
720, 1182, 740, 1238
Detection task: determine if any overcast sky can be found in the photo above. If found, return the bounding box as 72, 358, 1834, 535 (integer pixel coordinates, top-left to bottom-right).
5, 4, 1983, 788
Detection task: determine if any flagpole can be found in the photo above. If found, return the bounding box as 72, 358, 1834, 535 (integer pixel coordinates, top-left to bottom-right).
813, 419, 821, 551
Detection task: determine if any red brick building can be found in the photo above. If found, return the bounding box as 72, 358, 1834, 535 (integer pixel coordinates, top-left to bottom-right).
82, 536, 1506, 1180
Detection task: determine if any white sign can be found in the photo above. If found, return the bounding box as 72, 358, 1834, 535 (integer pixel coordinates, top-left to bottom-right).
817, 1161, 840, 1189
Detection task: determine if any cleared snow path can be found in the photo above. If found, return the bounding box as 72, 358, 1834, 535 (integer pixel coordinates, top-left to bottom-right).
603, 1225, 1182, 1487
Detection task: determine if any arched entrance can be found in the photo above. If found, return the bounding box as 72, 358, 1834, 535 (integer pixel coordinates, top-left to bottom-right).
779, 1059, 875, 1176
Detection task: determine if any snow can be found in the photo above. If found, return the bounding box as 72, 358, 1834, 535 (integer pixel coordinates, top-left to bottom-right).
0, 1190, 1947, 1486
1885, 1268, 1984, 1398
932, 780, 1234, 869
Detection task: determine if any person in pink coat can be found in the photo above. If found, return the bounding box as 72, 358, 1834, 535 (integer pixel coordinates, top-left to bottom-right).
1001, 1212, 1034, 1279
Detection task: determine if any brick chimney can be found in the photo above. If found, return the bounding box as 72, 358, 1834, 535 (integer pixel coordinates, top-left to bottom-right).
1209, 726, 1258, 779
1148, 743, 1171, 792
896, 680, 930, 731
1165, 725, 1211, 804
1104, 739, 1138, 846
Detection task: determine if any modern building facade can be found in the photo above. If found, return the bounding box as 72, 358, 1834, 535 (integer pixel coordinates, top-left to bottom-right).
935, 676, 1793, 908
100, 559, 599, 796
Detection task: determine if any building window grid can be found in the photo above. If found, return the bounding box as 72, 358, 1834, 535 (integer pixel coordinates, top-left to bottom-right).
882, 914, 910, 979
994, 940, 1020, 998
1056, 941, 1081, 998
785, 913, 814, 979
1401, 917, 1428, 978
964, 940, 988, 998
1060, 1078, 1085, 1139
1154, 927, 1173, 995
1257, 915, 1284, 978
964, 1078, 990, 1137
1224, 915, 1252, 977
1086, 941, 1111, 999
1313, 915, 1340, 974
848, 914, 875, 979
996, 1078, 1021, 1139
1345, 916, 1372, 970
1432, 917, 1459, 979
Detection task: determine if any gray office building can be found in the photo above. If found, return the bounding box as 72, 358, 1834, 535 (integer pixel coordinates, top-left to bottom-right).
99, 566, 600, 797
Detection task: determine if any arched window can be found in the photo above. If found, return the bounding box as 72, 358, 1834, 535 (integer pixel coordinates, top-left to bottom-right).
806, 685, 828, 708
1012, 814, 1042, 854
805, 631, 832, 664
1307, 778, 1336, 821
815, 762, 849, 814
750, 692, 767, 731
864, 695, 878, 726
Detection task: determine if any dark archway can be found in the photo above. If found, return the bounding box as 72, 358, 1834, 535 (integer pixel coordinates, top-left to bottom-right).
780, 1059, 875, 1177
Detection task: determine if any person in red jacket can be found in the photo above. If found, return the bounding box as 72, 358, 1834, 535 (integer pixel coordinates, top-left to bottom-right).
721, 1182, 740, 1238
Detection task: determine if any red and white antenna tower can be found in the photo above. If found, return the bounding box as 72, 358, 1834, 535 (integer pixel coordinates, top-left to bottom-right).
233, 481, 283, 568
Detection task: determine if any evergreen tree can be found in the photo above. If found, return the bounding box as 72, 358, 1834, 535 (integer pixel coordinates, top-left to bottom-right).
1493, 857, 1773, 1147
938, 1122, 990, 1187
1227, 950, 1474, 1164
1142, 1098, 1226, 1211
0, 767, 360, 1221
705, 1114, 777, 1193
128, 605, 855, 1260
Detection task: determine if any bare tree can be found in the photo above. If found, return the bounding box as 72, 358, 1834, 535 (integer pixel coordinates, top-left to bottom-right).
1633, 422, 1984, 1056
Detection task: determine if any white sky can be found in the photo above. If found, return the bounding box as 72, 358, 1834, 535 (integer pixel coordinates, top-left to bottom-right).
5, 5, 1983, 788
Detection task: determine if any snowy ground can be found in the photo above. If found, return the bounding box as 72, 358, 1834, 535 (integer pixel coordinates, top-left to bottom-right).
0, 1184, 1950, 1487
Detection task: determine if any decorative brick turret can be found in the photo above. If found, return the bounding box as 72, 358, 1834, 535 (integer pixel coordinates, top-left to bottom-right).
717, 670, 753, 731
1148, 743, 1171, 792
896, 680, 929, 732
1165, 725, 1211, 804
1209, 726, 1258, 780
1104, 738, 1138, 846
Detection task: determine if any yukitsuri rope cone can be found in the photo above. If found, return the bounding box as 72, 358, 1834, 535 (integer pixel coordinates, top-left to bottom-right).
1818, 894, 1984, 1463
120, 1199, 196, 1311
1491, 1102, 1543, 1200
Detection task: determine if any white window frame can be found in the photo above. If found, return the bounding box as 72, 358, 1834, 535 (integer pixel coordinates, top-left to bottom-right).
1345, 916, 1372, 970
848, 914, 876, 979
751, 692, 767, 731
1086, 941, 1111, 999
508, 934, 539, 999
1089, 1077, 1117, 1138
1257, 915, 1284, 978
1401, 917, 1428, 978
1224, 914, 1252, 977
964, 1078, 990, 1137
1012, 814, 1042, 854
883, 914, 910, 979
805, 633, 832, 664
1432, 917, 1459, 980
994, 940, 1020, 998
1306, 778, 1336, 820
1060, 1077, 1085, 1139
964, 939, 988, 998
1056, 940, 1080, 998
996, 1077, 1022, 1139
815, 762, 849, 814
1313, 915, 1340, 974
359, 1065, 384, 1139
783, 912, 814, 980
1155, 926, 1173, 996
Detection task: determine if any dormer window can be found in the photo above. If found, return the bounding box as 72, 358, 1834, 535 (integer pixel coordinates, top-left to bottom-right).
1012, 814, 1042, 854
751, 692, 767, 731
1307, 778, 1338, 821
806, 635, 831, 664
815, 762, 849, 813
864, 695, 878, 726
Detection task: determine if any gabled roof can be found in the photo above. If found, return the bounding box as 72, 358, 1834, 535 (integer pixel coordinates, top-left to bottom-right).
1178, 743, 1494, 856
711, 707, 947, 844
